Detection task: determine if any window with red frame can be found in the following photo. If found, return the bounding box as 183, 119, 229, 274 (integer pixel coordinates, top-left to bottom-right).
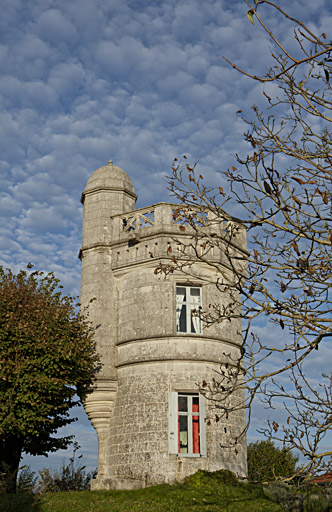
178, 394, 200, 455
169, 392, 206, 456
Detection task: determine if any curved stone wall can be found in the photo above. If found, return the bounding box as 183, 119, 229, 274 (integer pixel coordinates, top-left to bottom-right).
80, 163, 248, 490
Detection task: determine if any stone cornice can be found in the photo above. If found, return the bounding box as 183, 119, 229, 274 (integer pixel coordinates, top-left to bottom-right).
80, 186, 138, 204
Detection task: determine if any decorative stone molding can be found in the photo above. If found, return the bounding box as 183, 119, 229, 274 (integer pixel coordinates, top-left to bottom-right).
83, 380, 117, 478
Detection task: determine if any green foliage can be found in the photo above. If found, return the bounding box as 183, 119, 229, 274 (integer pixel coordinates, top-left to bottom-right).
247, 440, 299, 483
0, 265, 99, 492
263, 483, 302, 512
1, 469, 284, 511
184, 469, 239, 488
0, 492, 39, 512
36, 443, 97, 492
303, 489, 332, 512
16, 466, 37, 494
264, 484, 332, 512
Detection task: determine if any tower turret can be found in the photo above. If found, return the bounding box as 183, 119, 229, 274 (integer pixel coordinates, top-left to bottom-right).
80, 163, 248, 489
80, 161, 136, 478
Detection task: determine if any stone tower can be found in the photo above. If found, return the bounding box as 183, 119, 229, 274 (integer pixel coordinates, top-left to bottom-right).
80, 162, 248, 490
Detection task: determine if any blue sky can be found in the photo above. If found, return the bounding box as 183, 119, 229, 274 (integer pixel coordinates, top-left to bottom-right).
1, 0, 331, 475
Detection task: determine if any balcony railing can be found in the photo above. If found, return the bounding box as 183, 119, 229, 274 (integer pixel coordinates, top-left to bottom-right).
112, 203, 218, 238
110, 203, 246, 269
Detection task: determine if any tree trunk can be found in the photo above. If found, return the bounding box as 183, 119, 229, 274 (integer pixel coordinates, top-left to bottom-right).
0, 436, 23, 493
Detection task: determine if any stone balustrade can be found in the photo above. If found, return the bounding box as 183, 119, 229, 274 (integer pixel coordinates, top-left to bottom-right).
110, 202, 246, 271
112, 202, 244, 239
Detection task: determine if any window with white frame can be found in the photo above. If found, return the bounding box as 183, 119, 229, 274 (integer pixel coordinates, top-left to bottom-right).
168, 392, 206, 456
176, 285, 202, 334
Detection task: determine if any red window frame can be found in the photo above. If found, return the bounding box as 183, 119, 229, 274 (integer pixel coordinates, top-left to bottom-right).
177, 394, 200, 455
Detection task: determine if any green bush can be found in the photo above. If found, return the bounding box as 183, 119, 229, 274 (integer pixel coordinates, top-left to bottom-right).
263, 482, 302, 512
36, 445, 96, 493
247, 440, 299, 483
16, 466, 37, 494
303, 489, 332, 512
184, 469, 239, 488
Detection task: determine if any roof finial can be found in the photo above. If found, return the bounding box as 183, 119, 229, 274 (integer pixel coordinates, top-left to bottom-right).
108, 159, 113, 165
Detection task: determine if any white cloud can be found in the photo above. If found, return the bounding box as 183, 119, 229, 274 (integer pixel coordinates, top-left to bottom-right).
0, 196, 21, 215
48, 62, 86, 97
0, 0, 329, 474
36, 9, 79, 46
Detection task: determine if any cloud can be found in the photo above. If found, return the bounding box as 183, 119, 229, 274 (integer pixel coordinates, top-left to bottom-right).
48, 62, 86, 99
1, 0, 329, 474
20, 206, 68, 233
36, 9, 79, 46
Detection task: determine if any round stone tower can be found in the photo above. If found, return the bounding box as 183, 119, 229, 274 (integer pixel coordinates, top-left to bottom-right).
80, 161, 137, 478
80, 162, 247, 490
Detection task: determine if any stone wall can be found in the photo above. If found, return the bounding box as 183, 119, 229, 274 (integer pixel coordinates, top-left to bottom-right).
81, 163, 248, 490
93, 361, 246, 490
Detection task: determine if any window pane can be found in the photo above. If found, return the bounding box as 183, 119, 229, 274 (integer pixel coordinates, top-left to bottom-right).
178, 304, 187, 332
178, 396, 188, 412
176, 287, 186, 300
191, 310, 201, 334
190, 288, 201, 303
179, 415, 188, 453
192, 396, 199, 412
192, 415, 200, 454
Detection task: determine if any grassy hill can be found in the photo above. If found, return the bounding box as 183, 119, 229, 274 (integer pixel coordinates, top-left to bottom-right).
1, 470, 284, 512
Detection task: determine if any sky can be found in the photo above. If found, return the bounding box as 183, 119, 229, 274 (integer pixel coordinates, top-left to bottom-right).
1, 0, 331, 476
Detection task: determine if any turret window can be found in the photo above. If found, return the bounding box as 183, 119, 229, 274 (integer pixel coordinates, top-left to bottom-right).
176, 285, 202, 334
168, 392, 206, 456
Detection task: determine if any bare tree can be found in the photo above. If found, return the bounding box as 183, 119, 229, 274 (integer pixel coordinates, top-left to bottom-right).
162, 0, 332, 481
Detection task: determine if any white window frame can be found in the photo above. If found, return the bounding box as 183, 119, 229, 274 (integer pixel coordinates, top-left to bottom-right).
168, 392, 207, 457
176, 285, 202, 334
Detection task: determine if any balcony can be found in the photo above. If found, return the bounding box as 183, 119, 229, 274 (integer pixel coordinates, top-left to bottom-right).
110, 203, 246, 271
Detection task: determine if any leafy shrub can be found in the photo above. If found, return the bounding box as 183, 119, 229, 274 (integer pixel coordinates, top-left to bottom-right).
247, 440, 299, 483
35, 444, 97, 493
303, 489, 332, 512
184, 469, 239, 488
16, 466, 37, 494
263, 482, 302, 512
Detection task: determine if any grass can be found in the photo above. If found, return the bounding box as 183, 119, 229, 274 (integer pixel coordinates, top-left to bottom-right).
0, 470, 284, 512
